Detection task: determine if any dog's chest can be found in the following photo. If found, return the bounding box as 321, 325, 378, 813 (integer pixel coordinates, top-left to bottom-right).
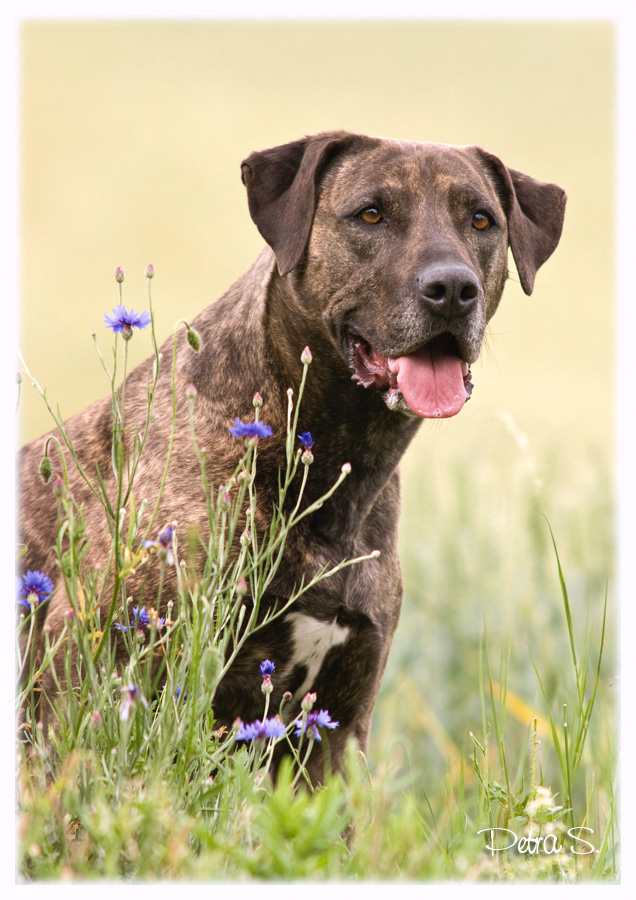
239, 494, 402, 721
280, 611, 351, 702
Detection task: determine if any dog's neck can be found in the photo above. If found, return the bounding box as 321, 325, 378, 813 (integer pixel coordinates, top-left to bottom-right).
259, 252, 422, 538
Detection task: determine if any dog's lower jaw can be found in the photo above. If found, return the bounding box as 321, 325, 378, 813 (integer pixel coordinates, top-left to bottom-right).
383, 389, 420, 417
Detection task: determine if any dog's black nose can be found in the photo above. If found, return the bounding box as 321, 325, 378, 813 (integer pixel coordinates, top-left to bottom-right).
417, 263, 481, 320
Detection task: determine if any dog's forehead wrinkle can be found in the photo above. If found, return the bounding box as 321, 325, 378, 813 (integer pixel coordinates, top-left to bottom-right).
321, 144, 505, 232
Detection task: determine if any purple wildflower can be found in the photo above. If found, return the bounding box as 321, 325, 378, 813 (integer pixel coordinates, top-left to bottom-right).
235, 716, 286, 742
294, 709, 339, 742
260, 660, 275, 678
16, 570, 54, 609
115, 605, 164, 632
260, 659, 275, 695
159, 525, 174, 546
228, 418, 273, 439
104, 304, 152, 337
143, 523, 176, 565
158, 524, 175, 564
298, 431, 314, 450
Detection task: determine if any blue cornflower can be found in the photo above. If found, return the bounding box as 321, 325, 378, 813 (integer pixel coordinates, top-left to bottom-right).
143, 522, 176, 565
260, 659, 275, 677
158, 525, 174, 547
235, 716, 286, 742
104, 304, 152, 336
297, 431, 314, 450
260, 659, 275, 695
228, 418, 273, 439
16, 570, 54, 609
115, 605, 164, 632
294, 709, 339, 742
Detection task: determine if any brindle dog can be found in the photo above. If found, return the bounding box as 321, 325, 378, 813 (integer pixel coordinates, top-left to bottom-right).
18, 132, 565, 780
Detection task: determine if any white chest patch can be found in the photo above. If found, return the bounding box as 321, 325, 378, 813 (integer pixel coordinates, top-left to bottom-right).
284, 612, 350, 702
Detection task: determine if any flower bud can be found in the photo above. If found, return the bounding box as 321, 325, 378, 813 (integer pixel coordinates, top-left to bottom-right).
301, 346, 313, 365
39, 456, 53, 483
145, 263, 155, 279
186, 327, 201, 352
201, 646, 222, 686
301, 691, 317, 712
341, 462, 352, 476
186, 383, 198, 400
253, 392, 263, 408
115, 266, 125, 283
236, 578, 248, 597
301, 449, 314, 466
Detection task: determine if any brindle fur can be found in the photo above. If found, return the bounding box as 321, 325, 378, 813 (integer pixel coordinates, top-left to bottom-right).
18, 132, 565, 781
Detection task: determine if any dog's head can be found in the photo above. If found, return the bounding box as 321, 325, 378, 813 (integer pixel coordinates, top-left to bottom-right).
241, 131, 566, 419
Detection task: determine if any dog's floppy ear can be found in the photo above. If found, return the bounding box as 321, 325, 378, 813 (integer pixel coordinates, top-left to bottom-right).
469, 147, 567, 295
241, 132, 357, 276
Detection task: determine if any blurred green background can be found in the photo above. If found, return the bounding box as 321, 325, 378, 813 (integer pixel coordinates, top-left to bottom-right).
19, 21, 615, 798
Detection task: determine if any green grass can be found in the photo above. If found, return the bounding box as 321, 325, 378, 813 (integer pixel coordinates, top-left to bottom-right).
16, 272, 617, 883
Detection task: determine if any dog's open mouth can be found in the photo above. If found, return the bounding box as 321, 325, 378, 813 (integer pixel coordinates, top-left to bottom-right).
349, 332, 474, 419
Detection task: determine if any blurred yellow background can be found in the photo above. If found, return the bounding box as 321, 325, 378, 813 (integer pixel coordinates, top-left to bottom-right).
19, 21, 613, 465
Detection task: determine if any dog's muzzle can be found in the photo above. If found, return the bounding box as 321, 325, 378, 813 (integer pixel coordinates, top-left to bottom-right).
349, 331, 474, 419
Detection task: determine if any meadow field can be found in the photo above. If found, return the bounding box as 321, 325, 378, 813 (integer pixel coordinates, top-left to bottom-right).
16, 285, 616, 882
16, 20, 616, 884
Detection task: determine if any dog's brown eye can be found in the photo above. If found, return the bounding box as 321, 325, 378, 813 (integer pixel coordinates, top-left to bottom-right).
472, 212, 492, 231
359, 207, 383, 225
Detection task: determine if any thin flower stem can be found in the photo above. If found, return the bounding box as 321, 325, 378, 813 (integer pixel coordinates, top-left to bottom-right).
291, 737, 315, 790
142, 330, 180, 541
43, 436, 71, 493
93, 336, 129, 665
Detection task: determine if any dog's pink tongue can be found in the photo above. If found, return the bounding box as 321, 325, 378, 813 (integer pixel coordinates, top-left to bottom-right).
387, 342, 467, 418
